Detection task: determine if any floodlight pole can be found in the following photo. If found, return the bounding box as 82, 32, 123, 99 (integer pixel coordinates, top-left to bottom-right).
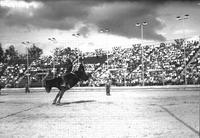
107, 50, 109, 70
136, 22, 148, 86
48, 37, 56, 78
72, 33, 81, 64
22, 41, 31, 89
176, 14, 189, 85
99, 28, 110, 69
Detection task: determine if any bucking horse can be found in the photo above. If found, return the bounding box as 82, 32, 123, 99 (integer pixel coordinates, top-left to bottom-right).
44, 63, 89, 105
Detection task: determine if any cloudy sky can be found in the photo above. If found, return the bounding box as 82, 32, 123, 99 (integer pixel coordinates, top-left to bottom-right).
0, 0, 200, 55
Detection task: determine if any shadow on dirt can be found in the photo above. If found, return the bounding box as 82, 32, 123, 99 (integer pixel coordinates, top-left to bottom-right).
0, 94, 8, 96
98, 101, 114, 105
57, 100, 96, 106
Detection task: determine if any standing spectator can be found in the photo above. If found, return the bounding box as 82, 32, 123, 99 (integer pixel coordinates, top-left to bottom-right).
0, 83, 2, 95
105, 77, 111, 96
0, 81, 4, 95
25, 79, 30, 93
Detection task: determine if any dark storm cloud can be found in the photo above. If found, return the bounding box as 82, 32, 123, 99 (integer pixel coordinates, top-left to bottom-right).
0, 6, 9, 18
1, 0, 199, 41
86, 1, 167, 41
35, 1, 89, 20
0, 1, 89, 30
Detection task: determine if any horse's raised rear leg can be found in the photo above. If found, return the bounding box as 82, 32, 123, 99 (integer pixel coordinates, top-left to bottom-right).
53, 91, 60, 104
57, 89, 65, 105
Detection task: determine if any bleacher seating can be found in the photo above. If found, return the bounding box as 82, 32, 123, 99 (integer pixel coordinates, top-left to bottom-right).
1, 37, 200, 87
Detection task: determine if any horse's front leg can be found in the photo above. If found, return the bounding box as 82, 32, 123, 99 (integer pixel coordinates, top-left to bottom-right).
53, 91, 60, 104
57, 89, 65, 105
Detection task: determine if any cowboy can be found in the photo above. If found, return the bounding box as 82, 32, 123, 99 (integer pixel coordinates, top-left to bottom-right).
61, 59, 73, 89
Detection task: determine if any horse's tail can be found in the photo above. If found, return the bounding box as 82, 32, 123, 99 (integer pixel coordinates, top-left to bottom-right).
43, 78, 46, 87
43, 75, 48, 87
42, 70, 51, 86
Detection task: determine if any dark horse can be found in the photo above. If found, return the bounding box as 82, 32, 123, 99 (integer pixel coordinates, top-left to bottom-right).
44, 63, 89, 104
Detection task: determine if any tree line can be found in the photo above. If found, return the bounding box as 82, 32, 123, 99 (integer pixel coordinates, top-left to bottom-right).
0, 43, 43, 65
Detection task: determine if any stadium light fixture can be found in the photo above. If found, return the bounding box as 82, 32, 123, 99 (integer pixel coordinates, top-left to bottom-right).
136, 22, 148, 27
136, 21, 148, 86
72, 33, 81, 37
48, 37, 56, 42
104, 28, 110, 32
142, 22, 148, 26
99, 28, 110, 33
136, 23, 140, 27
176, 14, 189, 21
176, 16, 181, 20
176, 14, 189, 85
184, 14, 189, 19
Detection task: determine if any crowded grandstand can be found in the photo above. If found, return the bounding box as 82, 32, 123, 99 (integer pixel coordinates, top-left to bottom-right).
0, 37, 200, 88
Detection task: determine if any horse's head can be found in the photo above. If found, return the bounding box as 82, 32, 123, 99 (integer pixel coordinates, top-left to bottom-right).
77, 63, 89, 81
44, 79, 52, 93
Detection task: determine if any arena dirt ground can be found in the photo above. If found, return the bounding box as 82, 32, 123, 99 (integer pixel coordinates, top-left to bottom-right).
0, 87, 199, 138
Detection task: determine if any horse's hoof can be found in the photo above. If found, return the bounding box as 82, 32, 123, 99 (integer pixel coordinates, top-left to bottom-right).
52, 102, 56, 105
56, 103, 61, 105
